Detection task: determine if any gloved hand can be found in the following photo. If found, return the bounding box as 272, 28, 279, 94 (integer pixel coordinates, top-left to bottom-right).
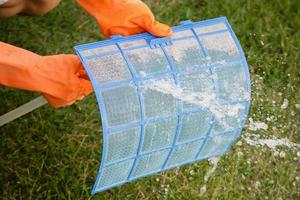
76, 0, 173, 38
0, 42, 93, 108
0, 0, 171, 109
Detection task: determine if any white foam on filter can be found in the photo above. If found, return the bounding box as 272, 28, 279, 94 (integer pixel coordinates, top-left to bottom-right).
139, 71, 147, 77
248, 118, 268, 131
142, 78, 248, 130
214, 60, 227, 65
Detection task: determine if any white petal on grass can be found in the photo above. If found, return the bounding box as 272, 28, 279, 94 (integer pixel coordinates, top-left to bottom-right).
248, 118, 268, 131
255, 181, 261, 189
243, 135, 300, 157
280, 98, 289, 109
199, 157, 220, 197
199, 185, 206, 196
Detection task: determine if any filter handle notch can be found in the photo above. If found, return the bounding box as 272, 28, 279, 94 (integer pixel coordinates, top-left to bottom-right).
149, 37, 173, 48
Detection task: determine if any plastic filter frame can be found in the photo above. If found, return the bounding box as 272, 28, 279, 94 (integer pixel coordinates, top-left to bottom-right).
74, 17, 251, 194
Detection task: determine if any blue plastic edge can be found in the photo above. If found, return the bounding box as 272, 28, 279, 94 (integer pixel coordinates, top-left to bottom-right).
74, 16, 228, 51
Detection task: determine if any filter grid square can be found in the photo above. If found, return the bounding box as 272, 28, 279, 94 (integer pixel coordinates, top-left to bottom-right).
214, 63, 249, 102
105, 127, 140, 164
201, 32, 240, 62
178, 71, 214, 110
96, 159, 134, 190
101, 84, 141, 127
142, 117, 178, 152
125, 47, 169, 77
141, 78, 178, 118
86, 53, 132, 84
167, 139, 205, 168
166, 38, 206, 69
132, 149, 170, 178
178, 111, 212, 142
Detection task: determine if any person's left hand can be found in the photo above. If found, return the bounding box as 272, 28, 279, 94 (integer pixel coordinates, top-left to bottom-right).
0, 42, 93, 108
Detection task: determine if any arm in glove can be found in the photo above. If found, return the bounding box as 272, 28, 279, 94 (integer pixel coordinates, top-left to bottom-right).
76, 0, 173, 37
0, 42, 93, 108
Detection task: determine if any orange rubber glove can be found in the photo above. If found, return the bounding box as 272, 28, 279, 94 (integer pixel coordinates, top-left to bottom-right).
76, 0, 173, 38
0, 0, 171, 108
0, 42, 93, 108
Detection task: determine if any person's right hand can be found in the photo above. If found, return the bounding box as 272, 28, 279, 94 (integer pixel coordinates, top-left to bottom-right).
76, 0, 172, 38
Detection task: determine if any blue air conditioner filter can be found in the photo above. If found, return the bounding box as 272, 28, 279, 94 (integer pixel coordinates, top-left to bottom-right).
74, 17, 251, 194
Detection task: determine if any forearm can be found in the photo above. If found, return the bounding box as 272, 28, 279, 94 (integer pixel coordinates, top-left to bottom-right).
0, 42, 92, 107
77, 0, 172, 37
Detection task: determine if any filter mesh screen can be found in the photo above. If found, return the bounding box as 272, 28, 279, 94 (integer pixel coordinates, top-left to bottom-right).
75, 17, 251, 194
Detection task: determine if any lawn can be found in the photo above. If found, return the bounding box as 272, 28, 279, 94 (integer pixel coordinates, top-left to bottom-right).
0, 0, 299, 199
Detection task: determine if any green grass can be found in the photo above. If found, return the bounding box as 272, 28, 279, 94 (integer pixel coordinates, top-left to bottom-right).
0, 0, 299, 199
